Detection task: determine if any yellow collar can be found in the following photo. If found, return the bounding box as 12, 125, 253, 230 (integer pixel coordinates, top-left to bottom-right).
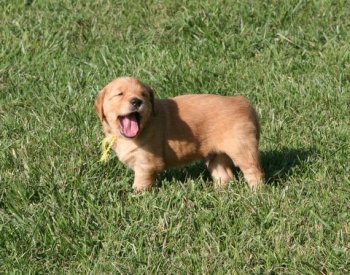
100, 135, 117, 162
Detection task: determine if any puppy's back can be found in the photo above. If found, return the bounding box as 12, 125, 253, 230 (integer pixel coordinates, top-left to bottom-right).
172, 94, 259, 139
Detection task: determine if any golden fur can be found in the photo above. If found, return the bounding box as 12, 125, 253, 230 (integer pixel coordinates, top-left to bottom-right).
95, 77, 264, 191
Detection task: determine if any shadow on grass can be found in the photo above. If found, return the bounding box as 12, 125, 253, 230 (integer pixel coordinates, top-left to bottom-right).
261, 147, 316, 186
160, 161, 211, 185
159, 147, 316, 187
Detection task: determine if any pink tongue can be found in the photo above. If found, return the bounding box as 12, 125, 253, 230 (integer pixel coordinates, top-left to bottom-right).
120, 114, 139, 137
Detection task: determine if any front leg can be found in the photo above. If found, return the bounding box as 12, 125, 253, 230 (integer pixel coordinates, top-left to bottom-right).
133, 168, 157, 192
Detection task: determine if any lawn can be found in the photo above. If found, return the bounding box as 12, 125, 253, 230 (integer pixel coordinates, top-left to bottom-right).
1, 0, 349, 273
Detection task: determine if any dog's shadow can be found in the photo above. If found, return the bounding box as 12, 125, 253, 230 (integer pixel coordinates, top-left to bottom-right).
161, 161, 211, 185
160, 147, 316, 187
261, 147, 316, 186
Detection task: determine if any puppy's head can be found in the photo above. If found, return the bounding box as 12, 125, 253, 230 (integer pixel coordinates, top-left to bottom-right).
95, 77, 155, 138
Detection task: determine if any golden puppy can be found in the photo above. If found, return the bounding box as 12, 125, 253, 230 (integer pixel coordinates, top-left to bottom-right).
95, 77, 264, 191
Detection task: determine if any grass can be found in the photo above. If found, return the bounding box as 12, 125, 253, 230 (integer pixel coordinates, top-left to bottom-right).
1, 0, 349, 273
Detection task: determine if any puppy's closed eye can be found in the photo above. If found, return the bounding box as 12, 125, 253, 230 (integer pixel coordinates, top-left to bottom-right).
108, 92, 124, 101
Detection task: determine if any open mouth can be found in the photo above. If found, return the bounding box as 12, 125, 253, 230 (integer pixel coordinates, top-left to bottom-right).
118, 112, 141, 138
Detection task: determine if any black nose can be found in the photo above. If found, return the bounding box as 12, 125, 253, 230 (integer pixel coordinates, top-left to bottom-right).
130, 98, 143, 108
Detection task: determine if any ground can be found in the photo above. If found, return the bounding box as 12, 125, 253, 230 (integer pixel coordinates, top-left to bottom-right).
0, 0, 349, 273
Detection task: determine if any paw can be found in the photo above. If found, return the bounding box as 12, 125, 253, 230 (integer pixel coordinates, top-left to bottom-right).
133, 183, 152, 193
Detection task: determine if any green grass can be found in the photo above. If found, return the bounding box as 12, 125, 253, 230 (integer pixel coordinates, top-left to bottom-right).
1, 0, 349, 273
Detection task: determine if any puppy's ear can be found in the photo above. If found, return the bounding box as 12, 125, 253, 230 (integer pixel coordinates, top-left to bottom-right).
95, 88, 106, 122
147, 86, 155, 115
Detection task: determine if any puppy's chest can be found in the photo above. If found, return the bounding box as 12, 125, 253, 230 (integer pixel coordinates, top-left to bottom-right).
113, 140, 160, 170
113, 141, 138, 168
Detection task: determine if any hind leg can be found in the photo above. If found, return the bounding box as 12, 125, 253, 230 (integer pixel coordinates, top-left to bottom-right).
206, 154, 234, 187
224, 140, 264, 190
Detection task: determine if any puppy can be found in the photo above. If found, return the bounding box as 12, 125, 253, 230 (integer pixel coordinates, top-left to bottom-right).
95, 77, 264, 191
